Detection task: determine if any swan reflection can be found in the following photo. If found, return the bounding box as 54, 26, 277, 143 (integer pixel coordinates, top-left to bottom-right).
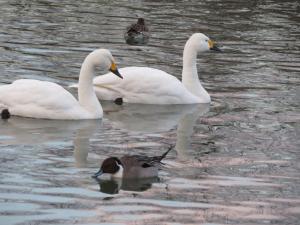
0, 117, 101, 167
102, 102, 210, 159
102, 102, 209, 133
0, 102, 210, 174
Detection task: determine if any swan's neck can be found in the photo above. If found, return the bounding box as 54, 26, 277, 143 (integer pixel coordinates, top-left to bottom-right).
78, 58, 103, 118
181, 42, 210, 102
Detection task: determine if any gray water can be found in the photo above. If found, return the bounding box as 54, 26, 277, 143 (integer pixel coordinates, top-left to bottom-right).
0, 0, 299, 224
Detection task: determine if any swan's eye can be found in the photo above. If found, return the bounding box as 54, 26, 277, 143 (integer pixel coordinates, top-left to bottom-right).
205, 39, 208, 42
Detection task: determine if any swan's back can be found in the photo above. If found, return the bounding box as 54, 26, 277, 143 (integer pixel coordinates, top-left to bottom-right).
0, 79, 88, 119
93, 67, 199, 104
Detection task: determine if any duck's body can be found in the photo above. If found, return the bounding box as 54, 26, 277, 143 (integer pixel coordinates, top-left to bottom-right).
118, 155, 160, 179
124, 18, 149, 45
91, 33, 221, 105
93, 145, 173, 179
0, 49, 122, 120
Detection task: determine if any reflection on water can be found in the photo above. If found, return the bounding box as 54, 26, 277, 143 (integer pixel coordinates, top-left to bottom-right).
103, 103, 210, 159
0, 117, 102, 169
0, 0, 299, 224
102, 101, 209, 133
96, 177, 159, 194
0, 117, 101, 145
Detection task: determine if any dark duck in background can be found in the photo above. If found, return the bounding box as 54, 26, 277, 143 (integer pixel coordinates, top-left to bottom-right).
124, 18, 150, 45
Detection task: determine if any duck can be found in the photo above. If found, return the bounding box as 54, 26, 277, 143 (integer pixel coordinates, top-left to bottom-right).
0, 49, 123, 120
88, 33, 221, 105
124, 18, 150, 45
1, 109, 10, 120
92, 145, 174, 179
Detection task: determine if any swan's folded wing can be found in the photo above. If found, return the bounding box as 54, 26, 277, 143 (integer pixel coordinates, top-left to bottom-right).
0, 79, 81, 119
93, 72, 124, 100
92, 67, 196, 104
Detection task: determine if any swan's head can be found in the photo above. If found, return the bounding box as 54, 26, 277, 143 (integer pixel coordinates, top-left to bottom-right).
187, 33, 221, 53
88, 49, 123, 79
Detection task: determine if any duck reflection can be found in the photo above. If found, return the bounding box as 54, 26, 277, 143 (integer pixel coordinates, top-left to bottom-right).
95, 177, 159, 194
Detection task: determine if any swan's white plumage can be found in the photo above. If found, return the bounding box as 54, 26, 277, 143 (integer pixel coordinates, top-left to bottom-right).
93, 67, 200, 104
0, 79, 91, 119
90, 33, 217, 105
0, 49, 121, 120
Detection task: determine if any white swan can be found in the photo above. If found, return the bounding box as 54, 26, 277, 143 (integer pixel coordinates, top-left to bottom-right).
0, 49, 123, 120
89, 33, 221, 104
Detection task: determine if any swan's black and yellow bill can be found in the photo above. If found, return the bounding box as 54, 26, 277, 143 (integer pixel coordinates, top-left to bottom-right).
110, 62, 123, 79
92, 169, 103, 178
208, 39, 222, 52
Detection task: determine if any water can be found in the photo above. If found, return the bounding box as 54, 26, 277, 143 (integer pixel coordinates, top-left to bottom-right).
0, 0, 299, 224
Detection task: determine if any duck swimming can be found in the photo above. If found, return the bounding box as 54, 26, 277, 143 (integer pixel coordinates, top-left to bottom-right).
88, 33, 221, 104
124, 18, 150, 45
93, 145, 173, 179
1, 109, 10, 120
0, 49, 123, 120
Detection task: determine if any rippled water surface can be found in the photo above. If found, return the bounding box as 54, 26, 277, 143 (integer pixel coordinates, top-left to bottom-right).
0, 0, 299, 224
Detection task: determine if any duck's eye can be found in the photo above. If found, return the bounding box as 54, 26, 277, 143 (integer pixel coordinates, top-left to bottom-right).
205, 39, 208, 42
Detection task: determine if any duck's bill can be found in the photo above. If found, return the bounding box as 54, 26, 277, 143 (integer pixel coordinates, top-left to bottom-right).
110, 68, 123, 79
92, 169, 103, 178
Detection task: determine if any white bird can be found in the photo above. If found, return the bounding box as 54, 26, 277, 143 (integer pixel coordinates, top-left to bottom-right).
89, 33, 221, 104
0, 49, 123, 120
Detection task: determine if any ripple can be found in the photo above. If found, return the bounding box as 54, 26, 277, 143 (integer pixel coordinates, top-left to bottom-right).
0, 0, 299, 224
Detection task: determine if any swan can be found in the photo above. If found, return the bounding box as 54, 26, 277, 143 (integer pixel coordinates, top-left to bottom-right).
88, 33, 221, 104
0, 49, 123, 120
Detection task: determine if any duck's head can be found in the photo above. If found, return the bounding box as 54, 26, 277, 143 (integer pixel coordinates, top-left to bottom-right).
187, 33, 221, 53
93, 157, 124, 179
87, 49, 123, 79
1, 109, 10, 120
137, 18, 145, 25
